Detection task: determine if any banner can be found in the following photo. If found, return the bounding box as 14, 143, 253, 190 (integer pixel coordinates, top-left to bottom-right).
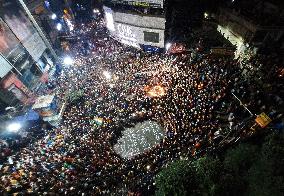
255, 112, 272, 128
210, 47, 235, 56
108, 0, 164, 8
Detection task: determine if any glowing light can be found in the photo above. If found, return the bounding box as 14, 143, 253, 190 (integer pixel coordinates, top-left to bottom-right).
51, 13, 57, 20
93, 9, 100, 13
104, 8, 115, 31
63, 56, 73, 65
165, 43, 172, 51
204, 12, 208, 19
66, 19, 74, 31
146, 85, 166, 97
56, 23, 62, 31
7, 123, 21, 132
103, 71, 111, 79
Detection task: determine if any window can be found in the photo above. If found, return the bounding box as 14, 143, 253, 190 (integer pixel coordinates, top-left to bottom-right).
144, 31, 159, 43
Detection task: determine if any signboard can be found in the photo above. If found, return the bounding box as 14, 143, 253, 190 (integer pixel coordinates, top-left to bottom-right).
255, 112, 272, 128
109, 0, 164, 8
0, 18, 20, 56
168, 43, 187, 54
103, 6, 115, 31
210, 47, 235, 56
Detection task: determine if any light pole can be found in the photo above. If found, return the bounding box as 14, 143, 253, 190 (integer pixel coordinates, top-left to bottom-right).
232, 92, 254, 116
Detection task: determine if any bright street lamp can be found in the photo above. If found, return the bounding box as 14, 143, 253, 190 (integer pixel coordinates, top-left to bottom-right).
56, 23, 62, 31
93, 9, 100, 14
51, 13, 57, 20
63, 56, 73, 65
7, 123, 21, 132
165, 43, 172, 51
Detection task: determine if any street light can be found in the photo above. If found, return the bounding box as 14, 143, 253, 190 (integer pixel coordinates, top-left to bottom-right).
165, 43, 172, 51
7, 123, 21, 133
51, 13, 57, 20
56, 23, 62, 31
63, 56, 73, 65
93, 9, 100, 14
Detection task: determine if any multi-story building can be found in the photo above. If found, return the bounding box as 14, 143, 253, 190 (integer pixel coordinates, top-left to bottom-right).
213, 0, 284, 57
24, 0, 61, 52
103, 0, 166, 51
0, 0, 58, 111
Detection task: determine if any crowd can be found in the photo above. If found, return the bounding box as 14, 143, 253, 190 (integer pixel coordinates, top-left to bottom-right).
0, 15, 283, 196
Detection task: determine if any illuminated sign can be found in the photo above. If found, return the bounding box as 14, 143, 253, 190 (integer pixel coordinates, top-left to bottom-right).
117, 24, 136, 40
255, 112, 272, 128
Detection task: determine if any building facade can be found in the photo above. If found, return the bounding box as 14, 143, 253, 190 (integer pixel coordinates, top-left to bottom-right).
103, 0, 166, 50
0, 0, 57, 110
213, 0, 284, 58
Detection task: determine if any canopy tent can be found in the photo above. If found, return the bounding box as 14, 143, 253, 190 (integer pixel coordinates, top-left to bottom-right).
32, 94, 58, 117
32, 94, 55, 110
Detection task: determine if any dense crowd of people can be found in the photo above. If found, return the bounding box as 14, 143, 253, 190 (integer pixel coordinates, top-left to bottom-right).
0, 15, 283, 195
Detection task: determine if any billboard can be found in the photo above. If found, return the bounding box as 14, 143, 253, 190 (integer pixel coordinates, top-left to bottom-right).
0, 18, 33, 72
0, 0, 46, 61
0, 18, 21, 57
104, 6, 165, 48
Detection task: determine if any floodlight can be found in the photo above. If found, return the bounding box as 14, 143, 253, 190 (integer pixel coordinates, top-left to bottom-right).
63, 56, 73, 65
56, 23, 62, 31
7, 123, 21, 132
165, 43, 172, 51
51, 13, 57, 20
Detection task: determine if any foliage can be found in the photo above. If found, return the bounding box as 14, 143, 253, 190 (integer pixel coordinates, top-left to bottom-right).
247, 134, 284, 196
155, 160, 200, 196
224, 143, 259, 176
195, 156, 223, 195
155, 133, 284, 196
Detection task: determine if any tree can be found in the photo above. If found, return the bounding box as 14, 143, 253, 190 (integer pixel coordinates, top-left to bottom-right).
223, 143, 259, 174
220, 143, 259, 195
195, 156, 222, 195
155, 160, 200, 196
154, 133, 284, 196
247, 134, 284, 196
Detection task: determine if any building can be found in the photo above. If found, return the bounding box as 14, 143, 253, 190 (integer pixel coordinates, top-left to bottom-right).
213, 0, 284, 58
0, 0, 58, 110
24, 0, 61, 52
103, 0, 166, 51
